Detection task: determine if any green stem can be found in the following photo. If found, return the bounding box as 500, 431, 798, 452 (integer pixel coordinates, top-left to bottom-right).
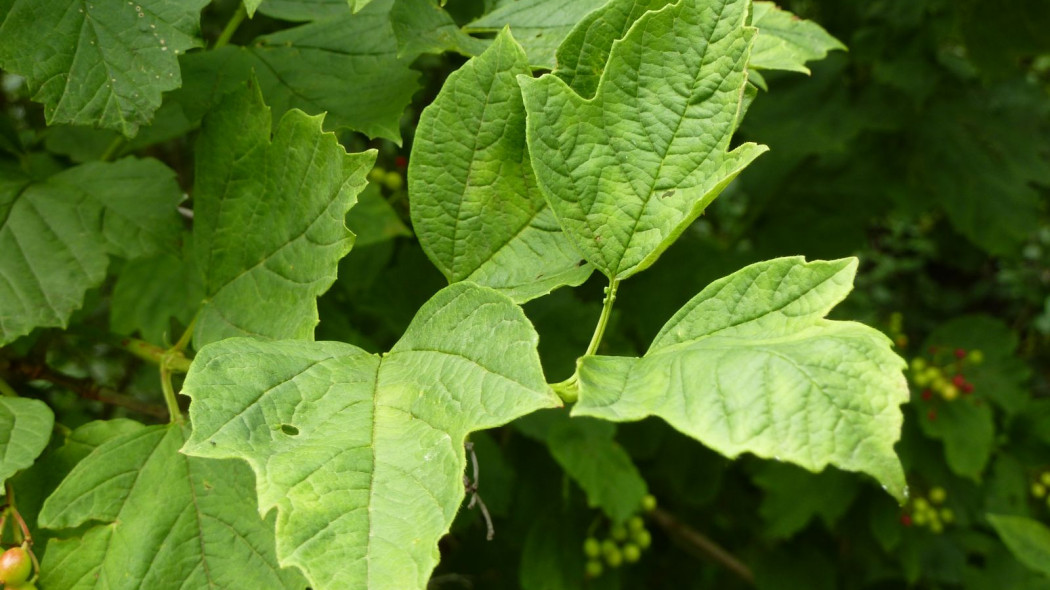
584, 278, 619, 357
159, 361, 184, 426
0, 376, 17, 398
99, 136, 126, 162
213, 4, 247, 50
117, 337, 192, 373
172, 313, 198, 353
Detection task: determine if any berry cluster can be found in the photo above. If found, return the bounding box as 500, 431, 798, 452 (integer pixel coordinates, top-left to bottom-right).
1029, 471, 1050, 510
909, 347, 983, 420
0, 545, 35, 589
367, 164, 405, 192
901, 487, 954, 534
582, 495, 657, 579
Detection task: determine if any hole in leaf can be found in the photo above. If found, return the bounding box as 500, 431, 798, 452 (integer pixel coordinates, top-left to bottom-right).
280, 424, 299, 436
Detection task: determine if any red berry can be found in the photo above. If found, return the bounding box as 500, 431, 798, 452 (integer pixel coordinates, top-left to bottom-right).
961, 382, 974, 394
921, 390, 933, 401
394, 155, 408, 169
951, 374, 966, 387
901, 514, 913, 526
0, 546, 32, 586
954, 348, 967, 359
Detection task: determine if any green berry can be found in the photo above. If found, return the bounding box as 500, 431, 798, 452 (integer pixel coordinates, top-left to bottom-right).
640, 494, 657, 512
929, 487, 947, 504
1033, 482, 1047, 499
367, 167, 386, 184
0, 547, 32, 586
604, 546, 623, 568
634, 529, 652, 549
623, 543, 641, 563
929, 519, 944, 534
910, 358, 927, 372
585, 560, 603, 578
601, 540, 618, 556
913, 511, 928, 526
939, 508, 954, 523
383, 170, 404, 191
583, 537, 601, 558
1041, 472, 1050, 487
940, 384, 959, 401
967, 350, 984, 364
610, 524, 628, 541
914, 498, 930, 512
628, 516, 645, 532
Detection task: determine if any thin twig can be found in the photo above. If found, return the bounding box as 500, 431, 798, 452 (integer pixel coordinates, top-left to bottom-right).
4, 360, 169, 419
463, 442, 495, 540
649, 507, 754, 585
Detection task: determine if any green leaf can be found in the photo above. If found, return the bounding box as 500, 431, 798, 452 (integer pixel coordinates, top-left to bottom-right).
546, 418, 648, 523
520, 0, 767, 280
110, 236, 205, 344
192, 77, 375, 347
390, 0, 490, 58
38, 423, 304, 589
252, 0, 347, 21
754, 461, 860, 539
464, 0, 609, 68
184, 1, 420, 142
749, 1, 846, 74
346, 184, 411, 248
573, 257, 910, 501
515, 410, 647, 523
554, 0, 673, 99
0, 397, 54, 492
0, 0, 209, 136
182, 283, 559, 589
0, 157, 184, 345
410, 29, 591, 302
987, 514, 1050, 578
916, 397, 995, 480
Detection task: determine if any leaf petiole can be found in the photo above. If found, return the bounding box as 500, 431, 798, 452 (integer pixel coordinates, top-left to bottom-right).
585, 278, 619, 357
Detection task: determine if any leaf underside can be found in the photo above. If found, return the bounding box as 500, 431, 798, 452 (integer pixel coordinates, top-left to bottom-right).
182, 283, 559, 590
573, 257, 910, 501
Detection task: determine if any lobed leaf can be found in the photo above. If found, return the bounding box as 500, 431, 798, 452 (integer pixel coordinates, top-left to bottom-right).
573, 257, 910, 500
409, 29, 591, 302
182, 283, 559, 589
0, 397, 54, 492
749, 1, 846, 75
182, 0, 420, 142
38, 424, 304, 589
0, 157, 183, 345
0, 0, 209, 136
520, 0, 768, 280
192, 77, 375, 347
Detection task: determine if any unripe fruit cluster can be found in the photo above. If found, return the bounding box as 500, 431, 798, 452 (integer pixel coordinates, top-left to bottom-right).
909, 347, 981, 409
583, 495, 657, 578
0, 546, 34, 589
1029, 471, 1050, 510
887, 312, 908, 349
367, 166, 404, 192
902, 487, 953, 534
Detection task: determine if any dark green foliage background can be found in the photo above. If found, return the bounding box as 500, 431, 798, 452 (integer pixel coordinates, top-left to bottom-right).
1, 0, 1048, 588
